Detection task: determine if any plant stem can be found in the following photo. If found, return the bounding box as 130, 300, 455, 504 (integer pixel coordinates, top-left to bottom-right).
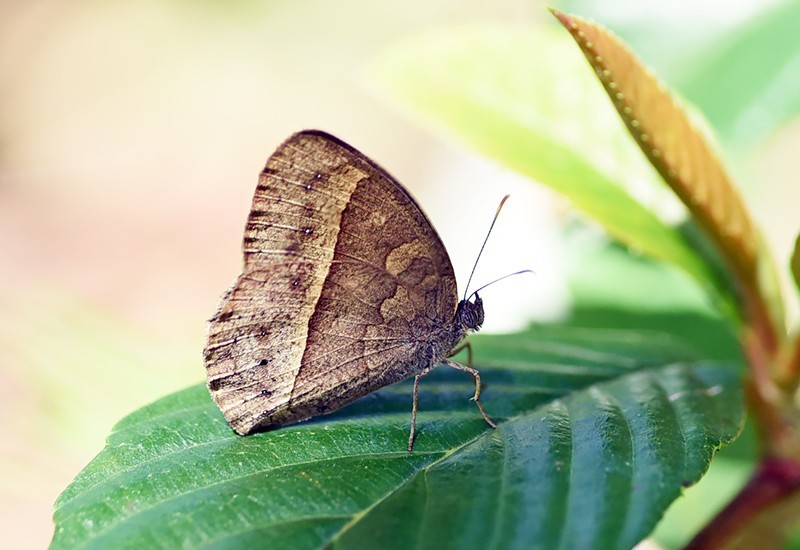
685, 457, 800, 549
778, 332, 800, 386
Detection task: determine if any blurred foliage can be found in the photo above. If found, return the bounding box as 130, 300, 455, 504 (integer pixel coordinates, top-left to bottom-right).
677, 1, 800, 150
564, 234, 742, 363
562, 0, 800, 152
373, 27, 749, 326
0, 290, 202, 490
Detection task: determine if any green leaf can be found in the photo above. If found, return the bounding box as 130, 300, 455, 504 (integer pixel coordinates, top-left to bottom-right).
370, 26, 739, 321
652, 455, 754, 548
52, 328, 743, 549
563, 240, 744, 365
678, 1, 800, 150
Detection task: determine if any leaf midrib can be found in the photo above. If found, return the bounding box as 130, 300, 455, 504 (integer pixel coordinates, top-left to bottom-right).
325, 421, 501, 546
486, 429, 509, 550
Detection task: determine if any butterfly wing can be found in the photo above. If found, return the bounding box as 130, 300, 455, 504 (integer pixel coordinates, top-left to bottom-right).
204, 131, 459, 434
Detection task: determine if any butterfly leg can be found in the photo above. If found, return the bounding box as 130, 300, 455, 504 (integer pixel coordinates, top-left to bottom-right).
442, 359, 497, 429
449, 340, 473, 370
408, 365, 434, 452
447, 341, 478, 401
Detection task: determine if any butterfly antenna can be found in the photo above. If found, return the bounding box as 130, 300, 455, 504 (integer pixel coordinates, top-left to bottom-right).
463, 194, 510, 301
468, 269, 535, 300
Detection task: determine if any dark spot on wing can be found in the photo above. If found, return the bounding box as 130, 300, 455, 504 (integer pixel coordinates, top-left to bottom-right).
217, 310, 235, 322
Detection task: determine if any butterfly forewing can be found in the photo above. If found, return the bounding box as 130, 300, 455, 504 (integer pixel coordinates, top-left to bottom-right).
204, 131, 459, 434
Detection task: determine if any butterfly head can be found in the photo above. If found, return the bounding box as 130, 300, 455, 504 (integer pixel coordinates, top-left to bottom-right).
456, 293, 484, 332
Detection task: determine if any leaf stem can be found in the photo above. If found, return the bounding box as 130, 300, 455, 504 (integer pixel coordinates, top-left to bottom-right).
778, 332, 800, 387
685, 457, 800, 549
744, 377, 800, 461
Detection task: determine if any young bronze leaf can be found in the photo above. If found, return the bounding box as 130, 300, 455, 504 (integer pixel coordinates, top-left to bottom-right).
550, 9, 781, 352
550, 10, 758, 280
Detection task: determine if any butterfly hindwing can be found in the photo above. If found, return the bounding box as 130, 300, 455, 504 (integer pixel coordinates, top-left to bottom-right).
204, 131, 458, 434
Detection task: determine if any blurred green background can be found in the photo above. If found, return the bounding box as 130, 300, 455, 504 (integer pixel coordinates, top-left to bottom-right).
1, 1, 799, 547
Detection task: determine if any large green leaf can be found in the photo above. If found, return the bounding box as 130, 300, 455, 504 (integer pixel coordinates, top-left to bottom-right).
52, 328, 743, 549
370, 26, 739, 321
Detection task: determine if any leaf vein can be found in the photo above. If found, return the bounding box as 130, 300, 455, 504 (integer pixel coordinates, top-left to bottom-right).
83, 451, 445, 543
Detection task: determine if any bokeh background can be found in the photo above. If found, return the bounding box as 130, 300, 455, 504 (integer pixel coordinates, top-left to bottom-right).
2, 1, 799, 547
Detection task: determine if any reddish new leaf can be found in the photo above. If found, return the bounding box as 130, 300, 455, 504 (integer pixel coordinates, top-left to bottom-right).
551, 9, 781, 354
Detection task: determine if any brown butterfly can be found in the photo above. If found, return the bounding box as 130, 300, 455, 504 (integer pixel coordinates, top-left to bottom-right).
204, 130, 497, 451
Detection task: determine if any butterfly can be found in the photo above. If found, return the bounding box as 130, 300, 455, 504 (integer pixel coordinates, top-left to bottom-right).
204, 130, 497, 450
